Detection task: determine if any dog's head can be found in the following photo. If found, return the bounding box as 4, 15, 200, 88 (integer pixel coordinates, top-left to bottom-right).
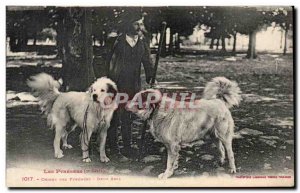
126, 89, 162, 120
89, 77, 118, 107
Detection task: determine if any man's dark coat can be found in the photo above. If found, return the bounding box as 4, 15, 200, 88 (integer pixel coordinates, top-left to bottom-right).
107, 34, 153, 98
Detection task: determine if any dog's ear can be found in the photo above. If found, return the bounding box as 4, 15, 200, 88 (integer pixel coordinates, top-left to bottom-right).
88, 86, 93, 93
107, 83, 117, 99
53, 78, 62, 90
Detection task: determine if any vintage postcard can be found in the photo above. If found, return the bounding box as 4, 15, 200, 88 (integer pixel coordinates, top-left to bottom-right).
6, 6, 294, 187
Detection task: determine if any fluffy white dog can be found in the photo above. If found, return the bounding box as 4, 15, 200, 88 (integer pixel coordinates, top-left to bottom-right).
126, 77, 242, 179
27, 73, 118, 163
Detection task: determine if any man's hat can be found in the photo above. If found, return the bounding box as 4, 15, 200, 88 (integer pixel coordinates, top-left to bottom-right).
118, 9, 144, 26
122, 12, 143, 24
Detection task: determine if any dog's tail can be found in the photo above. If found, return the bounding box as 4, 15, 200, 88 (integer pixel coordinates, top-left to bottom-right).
203, 77, 241, 108
27, 73, 61, 119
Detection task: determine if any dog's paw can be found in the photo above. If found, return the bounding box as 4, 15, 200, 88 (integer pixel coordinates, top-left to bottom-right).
100, 156, 110, 163
228, 168, 236, 174
158, 171, 172, 179
158, 173, 165, 179
63, 144, 73, 149
54, 150, 64, 159
82, 157, 92, 163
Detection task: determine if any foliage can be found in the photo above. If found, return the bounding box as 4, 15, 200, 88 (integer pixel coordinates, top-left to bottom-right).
7, 6, 293, 55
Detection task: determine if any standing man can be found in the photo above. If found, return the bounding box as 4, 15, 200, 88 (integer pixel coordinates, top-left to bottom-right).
107, 12, 154, 161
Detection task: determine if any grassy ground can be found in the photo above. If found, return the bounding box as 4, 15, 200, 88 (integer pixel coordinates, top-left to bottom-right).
6, 53, 294, 179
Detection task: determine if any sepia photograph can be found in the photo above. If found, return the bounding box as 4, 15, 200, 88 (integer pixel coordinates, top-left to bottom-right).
5, 5, 294, 187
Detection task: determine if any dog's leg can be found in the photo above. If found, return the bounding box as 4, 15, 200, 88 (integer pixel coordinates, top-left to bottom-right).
99, 128, 110, 163
222, 138, 236, 173
217, 140, 226, 165
158, 144, 180, 179
62, 130, 73, 149
216, 118, 236, 173
173, 150, 180, 170
54, 125, 64, 158
81, 130, 93, 163
62, 124, 77, 149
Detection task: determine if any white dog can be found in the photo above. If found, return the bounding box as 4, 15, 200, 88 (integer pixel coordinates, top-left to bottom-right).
126, 77, 241, 179
27, 73, 118, 163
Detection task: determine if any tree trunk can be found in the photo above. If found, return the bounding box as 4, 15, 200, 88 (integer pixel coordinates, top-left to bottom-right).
155, 33, 159, 46
161, 31, 167, 57
33, 32, 37, 46
216, 38, 220, 50
246, 30, 257, 59
61, 7, 95, 91
60, 10, 71, 90
82, 8, 95, 88
232, 32, 237, 53
168, 28, 174, 56
9, 35, 17, 52
16, 27, 28, 51
175, 33, 180, 53
283, 27, 288, 55
280, 29, 283, 49
92, 36, 96, 46
209, 38, 214, 49
103, 30, 107, 46
55, 17, 64, 59
221, 35, 226, 52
